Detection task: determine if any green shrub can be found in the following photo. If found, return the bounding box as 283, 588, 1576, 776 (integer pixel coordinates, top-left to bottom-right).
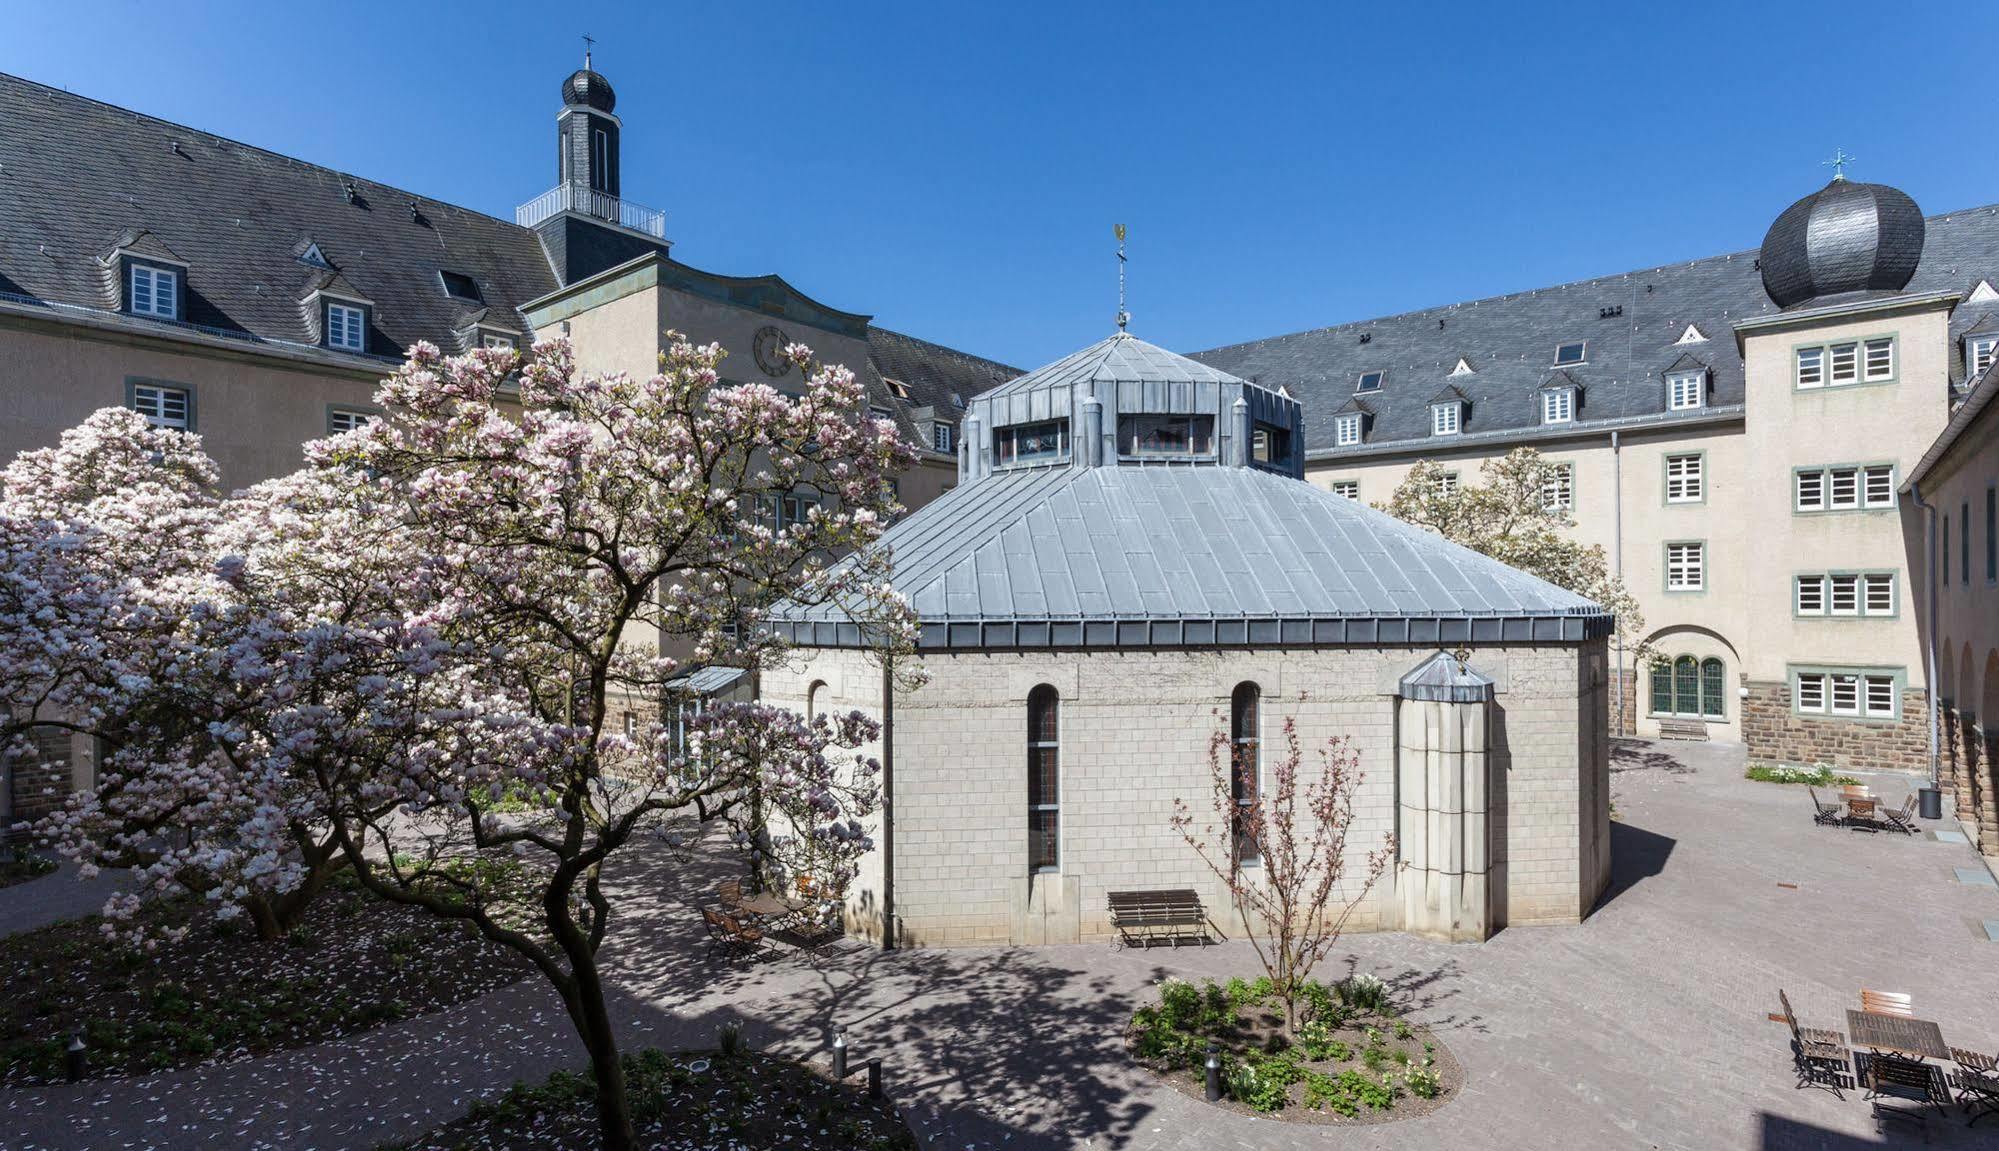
1303, 1070, 1359, 1115
1744, 762, 1859, 787
1158, 979, 1202, 1031
1200, 981, 1238, 1032
1338, 1068, 1399, 1110
1296, 1019, 1338, 1061
1299, 979, 1347, 1029
1405, 1065, 1442, 1099
1224, 1051, 1300, 1112
1337, 973, 1390, 1013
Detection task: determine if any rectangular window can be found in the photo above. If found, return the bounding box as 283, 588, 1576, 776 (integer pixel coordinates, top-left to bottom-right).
1120, 414, 1214, 457
1431, 402, 1462, 435
480, 331, 517, 350
1541, 462, 1573, 511
1828, 573, 1858, 615
327, 408, 372, 434
128, 263, 180, 319
932, 422, 954, 453
1829, 342, 1858, 384
591, 128, 610, 192
1027, 689, 1059, 873
1432, 471, 1460, 497
1796, 346, 1824, 388
1250, 422, 1291, 465
1862, 465, 1894, 508
1864, 675, 1896, 718
1554, 340, 1586, 365
1829, 674, 1859, 715
326, 302, 366, 351
1329, 479, 1359, 499
1355, 371, 1383, 392
1796, 469, 1825, 511
1542, 388, 1573, 424
993, 419, 1067, 466
1862, 337, 1894, 381
1828, 467, 1858, 509
1668, 370, 1704, 411
1863, 572, 1894, 615
1334, 413, 1362, 446
1665, 453, 1703, 503
753, 490, 819, 532
1795, 672, 1825, 713
1665, 542, 1704, 591
129, 382, 190, 430
1973, 336, 1999, 378
1796, 574, 1825, 615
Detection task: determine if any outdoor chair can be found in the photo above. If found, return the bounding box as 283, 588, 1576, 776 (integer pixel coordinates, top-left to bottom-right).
1882, 794, 1920, 835
701, 907, 764, 957
1778, 989, 1852, 1098
1949, 1048, 1999, 1126
1808, 787, 1845, 827
1865, 1051, 1950, 1135
1861, 989, 1915, 1018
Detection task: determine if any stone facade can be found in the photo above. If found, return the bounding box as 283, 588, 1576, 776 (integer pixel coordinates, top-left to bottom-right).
1738, 679, 1931, 773
763, 641, 1612, 949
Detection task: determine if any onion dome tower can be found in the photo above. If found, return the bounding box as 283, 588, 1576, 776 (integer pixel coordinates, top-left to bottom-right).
1758, 172, 1924, 309
557, 52, 619, 197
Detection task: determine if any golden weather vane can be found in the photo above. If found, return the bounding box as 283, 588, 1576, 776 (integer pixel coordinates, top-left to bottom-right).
1114, 224, 1129, 333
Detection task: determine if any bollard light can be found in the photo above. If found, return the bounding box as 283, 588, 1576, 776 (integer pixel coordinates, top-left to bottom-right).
832, 1030, 848, 1080
867, 1057, 883, 1100
1204, 1042, 1221, 1103
65, 1031, 86, 1083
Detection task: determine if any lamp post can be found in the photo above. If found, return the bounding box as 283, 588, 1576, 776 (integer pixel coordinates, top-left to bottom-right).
831, 1030, 847, 1080
1204, 1043, 1221, 1102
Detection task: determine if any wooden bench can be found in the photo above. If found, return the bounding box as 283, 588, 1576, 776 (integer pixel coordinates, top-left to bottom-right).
1108, 889, 1211, 948
1656, 718, 1708, 741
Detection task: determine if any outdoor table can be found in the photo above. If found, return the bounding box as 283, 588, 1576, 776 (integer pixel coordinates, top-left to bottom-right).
1846, 1010, 1950, 1061
739, 891, 807, 925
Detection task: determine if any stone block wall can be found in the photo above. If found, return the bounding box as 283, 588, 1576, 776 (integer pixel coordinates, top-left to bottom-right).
765, 640, 1610, 948
1739, 680, 1930, 774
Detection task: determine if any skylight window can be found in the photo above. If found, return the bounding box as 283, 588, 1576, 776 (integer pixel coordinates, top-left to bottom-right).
1554, 341, 1586, 366
1355, 371, 1384, 393
439, 271, 484, 303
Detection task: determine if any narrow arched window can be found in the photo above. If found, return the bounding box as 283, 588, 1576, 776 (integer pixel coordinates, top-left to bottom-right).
1231, 683, 1261, 865
806, 680, 826, 723
1699, 658, 1726, 719
1027, 685, 1060, 874
1673, 656, 1699, 717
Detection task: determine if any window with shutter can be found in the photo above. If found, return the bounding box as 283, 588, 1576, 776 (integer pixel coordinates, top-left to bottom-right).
1665, 454, 1702, 503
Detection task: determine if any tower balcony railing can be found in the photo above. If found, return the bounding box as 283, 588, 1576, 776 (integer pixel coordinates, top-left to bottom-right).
515, 182, 666, 239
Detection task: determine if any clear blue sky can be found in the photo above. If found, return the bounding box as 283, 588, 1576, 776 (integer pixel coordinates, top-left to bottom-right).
9, 1, 1999, 368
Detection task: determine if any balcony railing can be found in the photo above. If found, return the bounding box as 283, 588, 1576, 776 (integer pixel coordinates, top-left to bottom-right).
516, 183, 666, 239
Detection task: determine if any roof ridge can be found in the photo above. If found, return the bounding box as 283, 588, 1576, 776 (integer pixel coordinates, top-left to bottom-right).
1193, 199, 1999, 358
869, 325, 1023, 375
0, 71, 526, 232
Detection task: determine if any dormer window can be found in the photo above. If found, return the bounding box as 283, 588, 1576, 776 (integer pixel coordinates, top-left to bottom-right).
1119, 414, 1214, 457
1554, 341, 1586, 366
1431, 401, 1463, 436
1541, 388, 1574, 424
1355, 370, 1384, 393
439, 271, 484, 303
1334, 412, 1363, 447
127, 262, 180, 320
932, 422, 954, 453
994, 419, 1068, 466
1251, 422, 1292, 467
326, 301, 367, 351
1970, 335, 1998, 379
480, 330, 518, 351
1668, 369, 1706, 411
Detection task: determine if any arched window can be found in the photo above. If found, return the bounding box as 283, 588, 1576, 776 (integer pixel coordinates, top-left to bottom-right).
1231, 683, 1261, 866
806, 680, 826, 723
1650, 654, 1728, 719
1027, 685, 1060, 874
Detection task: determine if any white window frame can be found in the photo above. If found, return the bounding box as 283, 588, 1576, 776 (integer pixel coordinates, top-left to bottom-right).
1828, 573, 1859, 615
480, 331, 518, 350
1329, 479, 1359, 499
932, 423, 954, 453
1862, 465, 1895, 508
1430, 401, 1462, 436
1829, 342, 1859, 384
1796, 346, 1824, 388
1971, 335, 1999, 379
1796, 469, 1826, 511
1827, 467, 1859, 510
127, 263, 179, 320
1795, 672, 1826, 713
1667, 370, 1705, 411
1863, 675, 1896, 718
1863, 573, 1895, 615
1829, 673, 1860, 715
326, 302, 367, 351
1665, 542, 1704, 592
129, 382, 191, 431
1541, 387, 1574, 424
1355, 371, 1383, 393
1541, 462, 1573, 511
1796, 574, 1825, 615
1334, 413, 1362, 446
1862, 337, 1894, 382
1554, 340, 1586, 366
327, 407, 373, 434
1432, 471, 1460, 497
1665, 453, 1702, 503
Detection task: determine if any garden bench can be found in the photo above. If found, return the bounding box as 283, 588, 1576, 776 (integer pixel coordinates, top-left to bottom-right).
1656, 718, 1708, 741
1108, 889, 1211, 948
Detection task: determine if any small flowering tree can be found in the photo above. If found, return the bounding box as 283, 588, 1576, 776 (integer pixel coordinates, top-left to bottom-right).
1172, 705, 1395, 1036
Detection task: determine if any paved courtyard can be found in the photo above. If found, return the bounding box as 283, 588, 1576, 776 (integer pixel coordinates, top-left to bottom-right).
5, 739, 1998, 1150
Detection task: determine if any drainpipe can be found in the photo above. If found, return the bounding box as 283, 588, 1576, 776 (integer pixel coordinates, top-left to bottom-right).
879, 655, 896, 951
1911, 481, 1941, 794
1611, 430, 1624, 734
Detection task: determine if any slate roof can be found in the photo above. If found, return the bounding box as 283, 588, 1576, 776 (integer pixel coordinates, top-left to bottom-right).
771, 462, 1609, 650
864, 326, 1023, 458
1191, 202, 1999, 458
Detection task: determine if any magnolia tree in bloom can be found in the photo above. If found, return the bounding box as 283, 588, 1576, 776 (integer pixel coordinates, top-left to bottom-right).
5, 335, 915, 1150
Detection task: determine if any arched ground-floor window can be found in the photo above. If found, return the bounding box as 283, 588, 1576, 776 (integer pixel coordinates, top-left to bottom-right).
1650, 655, 1727, 720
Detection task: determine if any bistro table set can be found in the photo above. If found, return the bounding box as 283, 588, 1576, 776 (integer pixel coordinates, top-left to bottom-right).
1808, 784, 1921, 833
1780, 987, 1999, 1133
700, 875, 841, 956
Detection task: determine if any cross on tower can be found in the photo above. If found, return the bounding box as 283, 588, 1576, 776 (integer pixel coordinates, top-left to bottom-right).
1823, 148, 1856, 182
583, 34, 595, 71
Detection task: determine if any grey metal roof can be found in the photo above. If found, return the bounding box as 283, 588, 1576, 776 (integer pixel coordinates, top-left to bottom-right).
985, 332, 1253, 401
666, 665, 749, 695
1190, 200, 1999, 457
771, 461, 1609, 651
1399, 650, 1495, 703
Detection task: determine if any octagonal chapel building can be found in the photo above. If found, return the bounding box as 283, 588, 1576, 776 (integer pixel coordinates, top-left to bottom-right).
765, 332, 1615, 948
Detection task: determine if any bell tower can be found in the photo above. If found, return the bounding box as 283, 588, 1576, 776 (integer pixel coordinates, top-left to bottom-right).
558, 46, 619, 198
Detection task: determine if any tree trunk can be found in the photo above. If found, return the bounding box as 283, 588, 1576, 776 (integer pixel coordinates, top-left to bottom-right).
567, 955, 634, 1150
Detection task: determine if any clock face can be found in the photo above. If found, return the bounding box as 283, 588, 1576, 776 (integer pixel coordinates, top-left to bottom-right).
751, 325, 792, 378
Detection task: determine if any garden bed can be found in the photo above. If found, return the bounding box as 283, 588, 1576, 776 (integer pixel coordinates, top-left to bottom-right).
0, 871, 535, 1085
1745, 762, 1859, 787
0, 852, 57, 891
386, 1044, 917, 1150
1127, 974, 1462, 1123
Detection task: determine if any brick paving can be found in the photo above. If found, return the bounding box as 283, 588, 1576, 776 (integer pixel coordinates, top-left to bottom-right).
5, 739, 1999, 1149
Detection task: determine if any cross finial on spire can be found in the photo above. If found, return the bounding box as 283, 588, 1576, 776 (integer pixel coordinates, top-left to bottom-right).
1823, 148, 1856, 182
1113, 223, 1129, 333
583, 34, 596, 71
